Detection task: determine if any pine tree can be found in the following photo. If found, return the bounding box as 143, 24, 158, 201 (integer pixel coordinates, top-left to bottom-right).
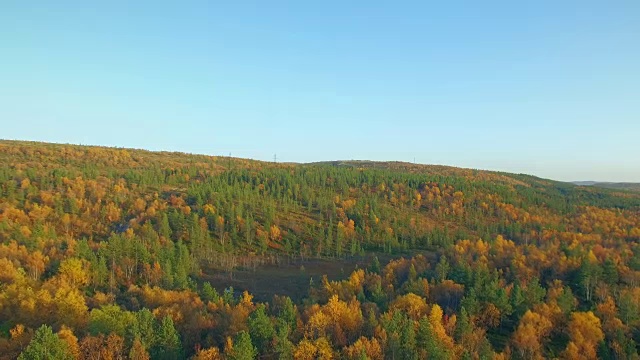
435, 256, 450, 282
159, 212, 172, 239
227, 331, 257, 360
130, 308, 156, 350
454, 307, 472, 343
416, 317, 449, 360
202, 282, 220, 302
248, 304, 275, 353
274, 321, 294, 360
18, 325, 73, 360
510, 281, 526, 318
368, 256, 381, 274
557, 286, 577, 314
602, 257, 619, 285
276, 296, 297, 331
152, 316, 182, 360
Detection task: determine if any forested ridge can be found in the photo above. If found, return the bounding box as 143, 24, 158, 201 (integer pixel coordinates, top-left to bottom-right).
0, 140, 639, 359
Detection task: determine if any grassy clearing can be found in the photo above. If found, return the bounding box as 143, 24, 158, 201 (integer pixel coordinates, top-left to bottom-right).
199, 252, 434, 302
200, 256, 372, 302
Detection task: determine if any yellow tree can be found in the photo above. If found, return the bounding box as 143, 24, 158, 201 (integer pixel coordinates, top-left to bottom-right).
343, 336, 383, 360
429, 304, 455, 351
562, 312, 604, 360
389, 293, 428, 321
57, 326, 80, 359
192, 347, 223, 360
294, 339, 318, 360
294, 338, 334, 360
511, 310, 553, 360
58, 258, 89, 288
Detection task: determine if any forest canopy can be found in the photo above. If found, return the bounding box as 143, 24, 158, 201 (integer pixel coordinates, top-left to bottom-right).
0, 140, 639, 359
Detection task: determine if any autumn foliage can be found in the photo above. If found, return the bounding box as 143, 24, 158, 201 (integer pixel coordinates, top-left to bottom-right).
0, 141, 639, 359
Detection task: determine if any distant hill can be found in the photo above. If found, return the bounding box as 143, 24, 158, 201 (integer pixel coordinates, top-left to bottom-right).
573, 181, 640, 192
572, 181, 598, 186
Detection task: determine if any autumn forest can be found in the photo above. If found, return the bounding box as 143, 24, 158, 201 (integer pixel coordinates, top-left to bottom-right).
0, 140, 639, 359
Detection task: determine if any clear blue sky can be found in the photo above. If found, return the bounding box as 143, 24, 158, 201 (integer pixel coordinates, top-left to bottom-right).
1, 1, 639, 182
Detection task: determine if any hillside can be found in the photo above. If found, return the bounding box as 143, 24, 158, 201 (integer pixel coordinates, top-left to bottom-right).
0, 140, 639, 359
574, 181, 640, 193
